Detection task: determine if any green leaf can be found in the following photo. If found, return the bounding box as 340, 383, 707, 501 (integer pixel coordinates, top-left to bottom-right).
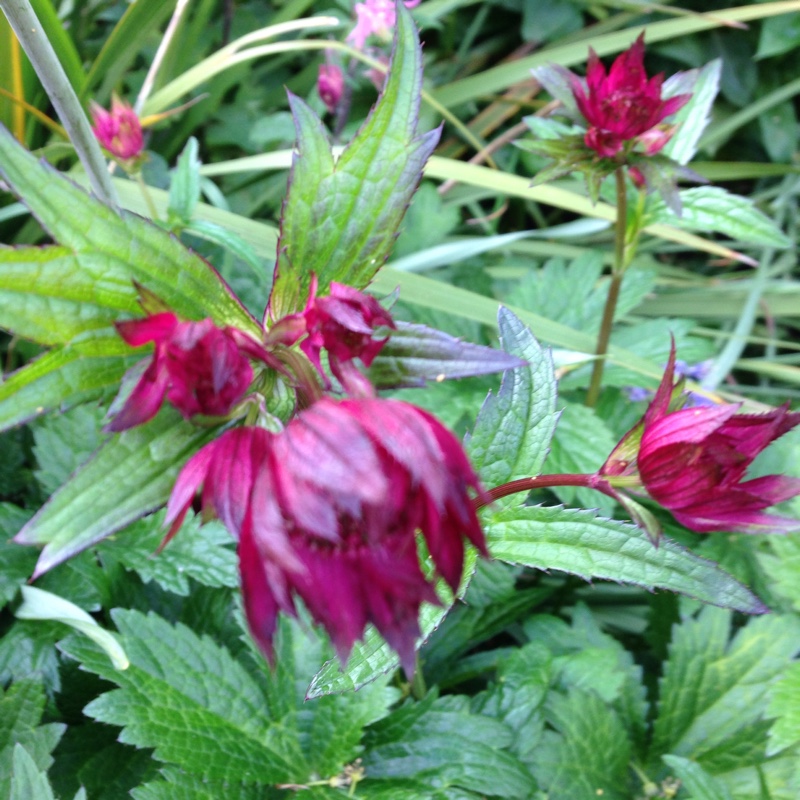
362, 695, 534, 798
0, 680, 65, 799
0, 622, 62, 694
62, 609, 299, 784
268, 5, 439, 318
662, 755, 735, 800
32, 404, 106, 496
485, 505, 767, 615
647, 186, 790, 247
169, 138, 202, 224
9, 744, 56, 800
15, 585, 129, 670
368, 321, 525, 388
662, 60, 722, 166
0, 126, 258, 336
651, 607, 800, 762
465, 307, 557, 500
530, 690, 631, 800
131, 769, 266, 800
767, 662, 800, 755
0, 330, 133, 432
14, 409, 216, 578
97, 513, 238, 596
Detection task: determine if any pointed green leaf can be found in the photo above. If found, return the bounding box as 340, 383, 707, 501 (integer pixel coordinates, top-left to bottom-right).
0, 126, 258, 335
465, 307, 557, 500
662, 755, 735, 800
767, 662, 800, 755
652, 607, 800, 761
10, 744, 56, 800
368, 321, 525, 388
15, 585, 128, 669
14, 410, 216, 578
61, 610, 299, 784
0, 331, 133, 432
485, 505, 767, 615
268, 5, 439, 318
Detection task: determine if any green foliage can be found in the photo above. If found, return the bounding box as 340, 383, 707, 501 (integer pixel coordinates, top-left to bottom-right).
268, 5, 439, 318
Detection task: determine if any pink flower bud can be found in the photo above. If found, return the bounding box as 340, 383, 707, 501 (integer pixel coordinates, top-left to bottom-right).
318, 63, 344, 114
90, 96, 144, 162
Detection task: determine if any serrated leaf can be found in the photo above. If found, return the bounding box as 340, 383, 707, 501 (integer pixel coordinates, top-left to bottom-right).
465, 307, 557, 499
662, 60, 722, 166
0, 622, 62, 694
766, 662, 800, 755
0, 126, 258, 335
531, 690, 631, 800
0, 330, 134, 432
61, 609, 299, 783
15, 585, 129, 669
0, 680, 65, 799
15, 409, 216, 578
368, 321, 525, 388
131, 768, 266, 800
362, 696, 533, 798
485, 505, 767, 615
662, 755, 735, 800
268, 5, 439, 318
97, 513, 238, 596
9, 744, 56, 800
647, 186, 790, 247
33, 404, 106, 496
651, 607, 800, 763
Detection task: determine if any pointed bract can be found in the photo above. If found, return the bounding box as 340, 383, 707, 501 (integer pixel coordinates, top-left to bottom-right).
90, 96, 144, 162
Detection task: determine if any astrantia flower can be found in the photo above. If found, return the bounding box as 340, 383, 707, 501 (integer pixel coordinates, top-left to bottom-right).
348, 0, 420, 50
269, 277, 395, 396
164, 397, 487, 674
108, 312, 268, 431
90, 96, 144, 162
601, 346, 800, 534
318, 63, 344, 113
568, 34, 691, 159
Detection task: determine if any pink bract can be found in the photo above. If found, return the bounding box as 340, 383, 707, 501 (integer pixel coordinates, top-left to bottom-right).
164, 397, 487, 674
568, 34, 691, 158
602, 346, 800, 534
318, 63, 344, 113
108, 313, 259, 431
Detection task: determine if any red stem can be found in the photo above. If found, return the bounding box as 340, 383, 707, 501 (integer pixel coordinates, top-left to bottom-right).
474, 473, 618, 512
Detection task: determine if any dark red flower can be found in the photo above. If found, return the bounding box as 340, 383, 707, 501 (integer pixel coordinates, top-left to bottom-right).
164, 397, 487, 674
90, 96, 144, 162
601, 347, 800, 534
108, 313, 263, 431
269, 277, 395, 396
568, 34, 691, 158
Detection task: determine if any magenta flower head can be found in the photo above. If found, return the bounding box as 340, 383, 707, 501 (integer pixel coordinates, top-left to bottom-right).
108, 312, 262, 432
318, 63, 344, 114
269, 277, 395, 396
568, 34, 691, 159
601, 346, 800, 535
90, 96, 144, 162
348, 0, 421, 50
164, 397, 487, 674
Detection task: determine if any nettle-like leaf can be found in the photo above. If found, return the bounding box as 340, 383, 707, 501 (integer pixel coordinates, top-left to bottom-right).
465, 307, 558, 502
651, 606, 800, 788
368, 321, 525, 389
0, 679, 65, 799
0, 126, 257, 335
15, 409, 216, 578
267, 4, 439, 319
9, 744, 57, 800
767, 662, 800, 756
361, 692, 534, 798
661, 755, 734, 800
485, 505, 767, 615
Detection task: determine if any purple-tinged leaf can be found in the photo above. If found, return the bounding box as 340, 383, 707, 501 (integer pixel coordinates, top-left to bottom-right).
368, 321, 525, 388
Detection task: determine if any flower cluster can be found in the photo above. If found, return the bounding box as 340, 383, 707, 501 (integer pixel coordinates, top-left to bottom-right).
567, 34, 691, 160
348, 0, 421, 50
601, 346, 800, 535
90, 96, 144, 163
109, 282, 487, 672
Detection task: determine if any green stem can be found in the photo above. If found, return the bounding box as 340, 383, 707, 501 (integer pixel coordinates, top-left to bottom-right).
586, 167, 627, 407
0, 0, 119, 208
135, 172, 159, 220
409, 654, 427, 699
